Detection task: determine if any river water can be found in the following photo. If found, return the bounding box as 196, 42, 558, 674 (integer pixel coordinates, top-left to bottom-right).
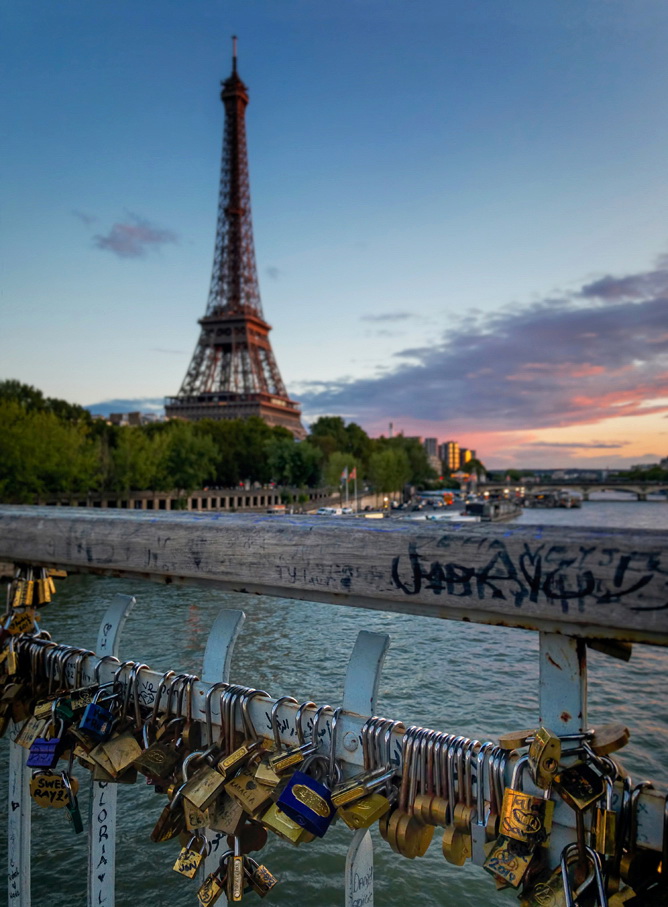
2, 497, 667, 906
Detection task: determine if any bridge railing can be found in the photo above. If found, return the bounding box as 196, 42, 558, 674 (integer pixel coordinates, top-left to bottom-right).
1, 506, 667, 906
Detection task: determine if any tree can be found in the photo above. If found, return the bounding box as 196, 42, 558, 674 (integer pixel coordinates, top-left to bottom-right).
0, 379, 92, 424
368, 448, 411, 493
0, 400, 99, 502
309, 416, 349, 460
266, 438, 322, 487
324, 451, 359, 488
464, 458, 487, 480
158, 423, 218, 494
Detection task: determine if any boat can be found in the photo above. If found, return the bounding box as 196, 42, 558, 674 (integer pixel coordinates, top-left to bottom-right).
526, 489, 582, 509
463, 497, 522, 522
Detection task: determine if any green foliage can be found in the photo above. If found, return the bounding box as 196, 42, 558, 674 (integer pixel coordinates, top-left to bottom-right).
374, 434, 435, 485
0, 380, 480, 501
309, 416, 372, 467
161, 422, 218, 493
266, 438, 322, 487
463, 457, 487, 479
618, 464, 668, 480
0, 400, 99, 502
0, 379, 92, 424
368, 448, 411, 493
192, 417, 290, 487
324, 451, 359, 487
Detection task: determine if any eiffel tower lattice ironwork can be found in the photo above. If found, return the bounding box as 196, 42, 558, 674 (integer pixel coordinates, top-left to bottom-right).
166, 41, 305, 439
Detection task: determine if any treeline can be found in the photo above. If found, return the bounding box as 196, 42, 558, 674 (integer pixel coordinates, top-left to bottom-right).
0, 381, 436, 503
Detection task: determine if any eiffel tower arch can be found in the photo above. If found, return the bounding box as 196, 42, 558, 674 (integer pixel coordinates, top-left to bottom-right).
166, 41, 306, 439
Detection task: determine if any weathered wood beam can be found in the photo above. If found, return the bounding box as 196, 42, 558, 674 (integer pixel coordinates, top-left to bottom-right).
1, 506, 667, 645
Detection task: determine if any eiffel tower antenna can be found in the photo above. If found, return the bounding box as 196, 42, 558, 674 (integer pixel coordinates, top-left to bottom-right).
166, 43, 306, 438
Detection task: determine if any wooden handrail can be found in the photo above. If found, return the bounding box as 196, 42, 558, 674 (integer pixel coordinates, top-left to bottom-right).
1, 506, 667, 645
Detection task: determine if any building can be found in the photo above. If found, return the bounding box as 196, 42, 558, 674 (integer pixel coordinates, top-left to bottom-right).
423, 438, 438, 458
166, 44, 305, 438
439, 441, 460, 472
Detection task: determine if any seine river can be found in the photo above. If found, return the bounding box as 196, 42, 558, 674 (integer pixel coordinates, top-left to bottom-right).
2, 496, 667, 906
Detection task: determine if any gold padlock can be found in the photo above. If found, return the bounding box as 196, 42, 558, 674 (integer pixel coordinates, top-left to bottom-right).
553, 761, 605, 811
338, 791, 392, 829
528, 727, 561, 790
500, 754, 554, 847
173, 833, 209, 878
225, 767, 274, 817
261, 802, 314, 845
483, 835, 534, 889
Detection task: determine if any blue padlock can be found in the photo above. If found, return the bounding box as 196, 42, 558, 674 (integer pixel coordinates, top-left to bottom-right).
27, 718, 65, 769
78, 685, 116, 742
275, 706, 341, 838
276, 766, 336, 837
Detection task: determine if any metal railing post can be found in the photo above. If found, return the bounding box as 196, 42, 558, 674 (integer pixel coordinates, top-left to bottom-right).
200, 608, 246, 878
342, 630, 389, 907
87, 593, 136, 907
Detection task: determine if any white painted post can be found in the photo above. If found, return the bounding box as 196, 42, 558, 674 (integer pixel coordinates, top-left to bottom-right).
200, 609, 246, 877
538, 632, 588, 865
342, 630, 389, 907
87, 593, 136, 907
345, 828, 374, 907
7, 731, 31, 907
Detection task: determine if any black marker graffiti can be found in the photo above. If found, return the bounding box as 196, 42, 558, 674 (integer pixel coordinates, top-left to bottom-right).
391, 540, 666, 614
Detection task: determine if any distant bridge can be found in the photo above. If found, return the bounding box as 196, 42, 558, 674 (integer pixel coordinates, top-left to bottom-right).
483, 478, 668, 502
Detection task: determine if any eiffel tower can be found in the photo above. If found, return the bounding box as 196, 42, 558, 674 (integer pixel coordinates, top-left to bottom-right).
166, 41, 306, 439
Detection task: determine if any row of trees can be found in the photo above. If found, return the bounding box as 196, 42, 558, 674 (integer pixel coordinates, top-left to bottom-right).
0, 381, 438, 503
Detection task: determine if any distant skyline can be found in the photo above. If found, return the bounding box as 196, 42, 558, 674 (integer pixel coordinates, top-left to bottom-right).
3, 1, 668, 468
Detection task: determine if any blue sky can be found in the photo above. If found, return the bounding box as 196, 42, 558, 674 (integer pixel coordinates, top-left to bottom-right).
3, 1, 668, 467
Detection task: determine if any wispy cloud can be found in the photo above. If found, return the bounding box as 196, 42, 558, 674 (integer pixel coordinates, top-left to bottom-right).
93, 213, 178, 259
72, 209, 97, 226
299, 255, 668, 434
360, 311, 415, 323
265, 266, 281, 280
527, 440, 629, 450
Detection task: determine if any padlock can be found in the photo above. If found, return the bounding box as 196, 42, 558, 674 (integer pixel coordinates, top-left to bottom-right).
386, 727, 434, 859
197, 851, 231, 906
151, 785, 188, 843
483, 834, 534, 889
27, 717, 65, 769
173, 833, 210, 878
244, 857, 279, 897
225, 766, 275, 817
215, 685, 268, 779
619, 780, 662, 889
591, 772, 617, 857
226, 836, 246, 903
528, 726, 561, 790
258, 697, 317, 783
208, 793, 247, 835
260, 802, 314, 845
134, 716, 182, 780
63, 772, 84, 834
78, 685, 116, 742
275, 757, 336, 837
499, 753, 554, 847
442, 736, 475, 864
554, 760, 605, 811
275, 705, 338, 838
29, 770, 79, 808
560, 842, 608, 907
181, 748, 228, 812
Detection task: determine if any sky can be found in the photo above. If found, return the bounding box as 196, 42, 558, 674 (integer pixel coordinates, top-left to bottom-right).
2, 0, 668, 469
